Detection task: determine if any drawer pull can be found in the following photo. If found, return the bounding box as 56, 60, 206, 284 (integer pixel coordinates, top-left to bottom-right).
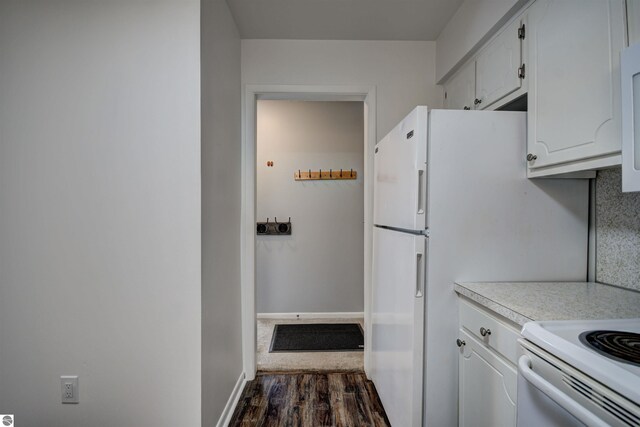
456, 339, 466, 347
480, 327, 492, 337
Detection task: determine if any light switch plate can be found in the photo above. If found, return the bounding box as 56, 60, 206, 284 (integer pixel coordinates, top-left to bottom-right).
61, 376, 79, 403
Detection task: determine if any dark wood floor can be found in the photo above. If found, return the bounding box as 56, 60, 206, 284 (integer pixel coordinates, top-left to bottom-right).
228, 371, 391, 426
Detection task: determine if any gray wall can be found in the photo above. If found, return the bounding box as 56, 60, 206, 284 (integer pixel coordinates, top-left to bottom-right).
256, 101, 364, 313
0, 1, 201, 426
241, 40, 443, 139
200, 0, 244, 425
595, 168, 640, 291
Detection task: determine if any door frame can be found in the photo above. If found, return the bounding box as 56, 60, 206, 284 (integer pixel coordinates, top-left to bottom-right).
241, 85, 377, 380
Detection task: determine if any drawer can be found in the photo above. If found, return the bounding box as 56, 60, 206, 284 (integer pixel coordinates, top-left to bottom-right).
459, 298, 520, 364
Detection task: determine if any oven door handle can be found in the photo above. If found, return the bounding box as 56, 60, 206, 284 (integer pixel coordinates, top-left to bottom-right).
518, 355, 609, 427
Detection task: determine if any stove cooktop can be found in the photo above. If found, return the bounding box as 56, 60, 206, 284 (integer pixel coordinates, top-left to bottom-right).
580, 330, 640, 367
522, 318, 640, 404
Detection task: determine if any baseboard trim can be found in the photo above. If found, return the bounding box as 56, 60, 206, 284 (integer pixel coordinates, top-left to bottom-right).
216, 371, 246, 427
256, 312, 364, 320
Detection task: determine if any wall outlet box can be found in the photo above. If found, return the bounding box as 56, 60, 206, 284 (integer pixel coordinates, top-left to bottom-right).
61, 376, 79, 404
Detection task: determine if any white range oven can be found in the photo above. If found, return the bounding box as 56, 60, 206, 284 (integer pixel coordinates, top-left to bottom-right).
517, 319, 640, 427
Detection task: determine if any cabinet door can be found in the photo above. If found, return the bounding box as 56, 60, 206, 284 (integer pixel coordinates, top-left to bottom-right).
622, 44, 640, 192
628, 0, 640, 46
475, 17, 523, 110
527, 0, 626, 173
458, 329, 517, 427
443, 61, 475, 110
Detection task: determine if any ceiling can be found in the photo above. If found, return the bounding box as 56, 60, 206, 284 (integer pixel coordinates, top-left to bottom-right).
226, 0, 464, 41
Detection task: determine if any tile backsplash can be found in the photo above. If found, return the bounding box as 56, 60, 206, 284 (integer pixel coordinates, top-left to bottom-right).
596, 168, 640, 291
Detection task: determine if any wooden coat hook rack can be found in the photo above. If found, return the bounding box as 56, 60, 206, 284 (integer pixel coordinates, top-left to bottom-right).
294, 168, 357, 181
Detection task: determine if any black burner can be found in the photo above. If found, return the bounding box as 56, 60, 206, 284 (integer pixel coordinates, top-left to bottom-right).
579, 330, 640, 367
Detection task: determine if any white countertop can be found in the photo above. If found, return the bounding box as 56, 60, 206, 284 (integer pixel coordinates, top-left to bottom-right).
454, 281, 640, 327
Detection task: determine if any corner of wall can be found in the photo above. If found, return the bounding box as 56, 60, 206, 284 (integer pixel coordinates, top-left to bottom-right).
201, 0, 244, 425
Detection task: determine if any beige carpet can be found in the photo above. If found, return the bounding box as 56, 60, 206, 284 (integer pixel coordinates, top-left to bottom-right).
257, 317, 364, 372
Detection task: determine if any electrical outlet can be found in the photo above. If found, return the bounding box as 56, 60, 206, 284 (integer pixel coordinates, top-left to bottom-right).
61, 376, 79, 404
64, 383, 73, 398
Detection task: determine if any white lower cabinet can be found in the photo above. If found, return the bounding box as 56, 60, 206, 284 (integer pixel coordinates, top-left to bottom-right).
459, 330, 517, 427
458, 299, 519, 427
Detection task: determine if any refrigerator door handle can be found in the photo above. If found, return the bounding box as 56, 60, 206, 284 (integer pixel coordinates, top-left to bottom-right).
415, 252, 424, 298
417, 170, 425, 215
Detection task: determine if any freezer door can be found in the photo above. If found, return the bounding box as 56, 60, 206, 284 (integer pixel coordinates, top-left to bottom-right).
371, 226, 425, 427
373, 106, 428, 230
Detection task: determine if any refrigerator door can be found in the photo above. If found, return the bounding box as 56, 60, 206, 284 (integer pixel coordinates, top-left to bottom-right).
374, 106, 428, 231
371, 226, 425, 427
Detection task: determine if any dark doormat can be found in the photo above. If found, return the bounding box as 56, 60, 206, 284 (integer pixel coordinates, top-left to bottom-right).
269, 323, 364, 352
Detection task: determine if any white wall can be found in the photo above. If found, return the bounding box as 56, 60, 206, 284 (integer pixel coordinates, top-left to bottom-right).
200, 0, 244, 425
436, 0, 527, 82
256, 101, 364, 313
0, 1, 201, 426
241, 40, 442, 139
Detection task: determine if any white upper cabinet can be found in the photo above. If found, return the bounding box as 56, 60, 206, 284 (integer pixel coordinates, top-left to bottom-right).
475, 17, 525, 110
526, 0, 626, 177
444, 61, 476, 111
623, 1, 640, 192
628, 0, 640, 46
443, 12, 526, 112
621, 43, 640, 192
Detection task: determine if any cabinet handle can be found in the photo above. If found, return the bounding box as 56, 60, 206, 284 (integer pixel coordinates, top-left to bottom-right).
474, 98, 482, 105
480, 327, 491, 337
527, 153, 537, 161
456, 339, 466, 347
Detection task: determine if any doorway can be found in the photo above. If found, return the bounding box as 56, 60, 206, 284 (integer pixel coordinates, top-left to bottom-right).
255, 99, 364, 371
241, 85, 377, 380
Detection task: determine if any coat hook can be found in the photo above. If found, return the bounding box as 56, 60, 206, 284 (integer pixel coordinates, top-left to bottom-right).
298, 169, 301, 178
350, 168, 353, 177
288, 217, 291, 223
274, 217, 278, 224
309, 169, 311, 177
340, 169, 343, 177
330, 169, 332, 178
320, 169, 322, 179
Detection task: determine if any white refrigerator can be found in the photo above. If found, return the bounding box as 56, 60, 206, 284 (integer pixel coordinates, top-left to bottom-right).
371, 107, 589, 427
